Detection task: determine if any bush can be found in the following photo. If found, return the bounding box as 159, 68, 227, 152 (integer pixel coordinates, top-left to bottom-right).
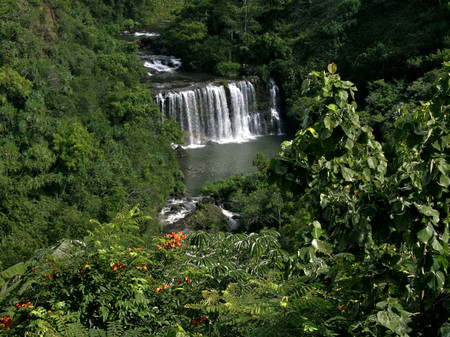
215, 61, 241, 77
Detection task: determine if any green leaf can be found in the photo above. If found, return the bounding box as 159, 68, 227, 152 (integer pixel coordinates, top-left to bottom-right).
435, 271, 445, 288
338, 90, 348, 104
439, 173, 449, 188
0, 262, 26, 279
439, 322, 450, 337
431, 238, 444, 253
417, 224, 434, 243
324, 116, 331, 130
414, 203, 440, 224
344, 138, 354, 150
327, 63, 337, 74
275, 164, 288, 175
377, 310, 400, 332
368, 157, 378, 169
327, 104, 338, 112
341, 166, 355, 181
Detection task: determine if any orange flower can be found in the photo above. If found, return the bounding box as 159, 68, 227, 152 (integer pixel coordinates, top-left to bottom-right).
164, 285, 170, 289
157, 245, 161, 249
0, 316, 12, 330
156, 286, 162, 293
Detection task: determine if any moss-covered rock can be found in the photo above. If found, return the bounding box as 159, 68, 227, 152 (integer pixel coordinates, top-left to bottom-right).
176, 201, 228, 231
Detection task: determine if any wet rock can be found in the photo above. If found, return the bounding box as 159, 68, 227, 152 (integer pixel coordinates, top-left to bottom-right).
174, 203, 228, 231
171, 144, 187, 157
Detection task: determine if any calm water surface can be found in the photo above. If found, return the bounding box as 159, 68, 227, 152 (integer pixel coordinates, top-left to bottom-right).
178, 135, 290, 195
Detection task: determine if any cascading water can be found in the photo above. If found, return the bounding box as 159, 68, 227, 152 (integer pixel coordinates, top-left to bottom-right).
141, 55, 182, 76
155, 80, 269, 146
269, 79, 285, 135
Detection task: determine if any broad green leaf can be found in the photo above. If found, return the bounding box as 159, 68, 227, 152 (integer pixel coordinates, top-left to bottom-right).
377, 310, 400, 332
439, 173, 449, 188
275, 164, 288, 175
327, 63, 337, 74
414, 203, 440, 224
338, 90, 348, 104
368, 157, 378, 169
417, 224, 434, 243
341, 166, 355, 181
327, 104, 338, 111
312, 227, 324, 239
344, 138, 354, 149
349, 112, 359, 126
438, 255, 448, 272
428, 271, 446, 289
0, 262, 26, 279
306, 127, 319, 137
324, 115, 331, 130
341, 80, 353, 89
431, 237, 444, 253
435, 271, 445, 288
439, 322, 450, 337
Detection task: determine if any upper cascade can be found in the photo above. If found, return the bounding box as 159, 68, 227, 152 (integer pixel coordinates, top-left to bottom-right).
141, 55, 182, 76
155, 80, 283, 146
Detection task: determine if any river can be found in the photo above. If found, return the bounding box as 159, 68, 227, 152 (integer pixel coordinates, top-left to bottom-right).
178, 134, 289, 195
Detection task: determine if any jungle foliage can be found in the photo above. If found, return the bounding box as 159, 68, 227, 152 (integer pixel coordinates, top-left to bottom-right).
0, 0, 184, 270
159, 0, 450, 134
0, 0, 449, 336
2, 63, 447, 337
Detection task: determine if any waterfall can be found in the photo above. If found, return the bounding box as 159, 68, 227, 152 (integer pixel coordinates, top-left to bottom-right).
156, 80, 268, 146
141, 55, 181, 76
269, 79, 285, 135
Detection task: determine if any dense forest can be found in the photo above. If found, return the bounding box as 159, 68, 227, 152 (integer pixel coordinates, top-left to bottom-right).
0, 0, 449, 336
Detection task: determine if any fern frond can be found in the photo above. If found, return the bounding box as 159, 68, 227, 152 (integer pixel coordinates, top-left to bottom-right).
66, 321, 90, 336
106, 321, 124, 337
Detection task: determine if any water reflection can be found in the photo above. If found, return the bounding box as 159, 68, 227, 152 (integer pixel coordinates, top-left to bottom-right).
178, 134, 290, 195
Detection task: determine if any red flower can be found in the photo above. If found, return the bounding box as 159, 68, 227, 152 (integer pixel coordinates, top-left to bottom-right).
192, 319, 198, 326
200, 316, 207, 323
184, 277, 190, 284
0, 316, 12, 330
177, 280, 181, 285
